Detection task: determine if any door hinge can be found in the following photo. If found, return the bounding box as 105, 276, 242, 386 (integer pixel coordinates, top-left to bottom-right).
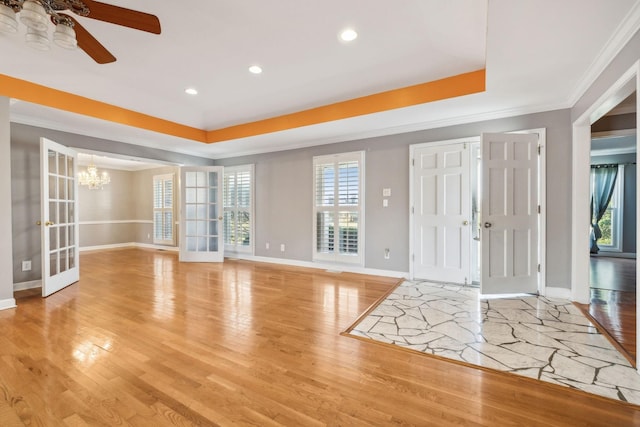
464, 142, 467, 149
537, 205, 541, 214
412, 158, 415, 166
537, 264, 541, 273
537, 145, 541, 155
412, 254, 415, 261
411, 206, 414, 214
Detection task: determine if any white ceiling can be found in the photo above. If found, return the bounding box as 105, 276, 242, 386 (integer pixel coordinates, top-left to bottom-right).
3, 0, 640, 160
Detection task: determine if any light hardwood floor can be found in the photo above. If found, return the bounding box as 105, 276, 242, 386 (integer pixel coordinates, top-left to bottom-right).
1, 248, 639, 426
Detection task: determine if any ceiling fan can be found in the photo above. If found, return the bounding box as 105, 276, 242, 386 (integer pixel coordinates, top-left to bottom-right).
0, 0, 160, 64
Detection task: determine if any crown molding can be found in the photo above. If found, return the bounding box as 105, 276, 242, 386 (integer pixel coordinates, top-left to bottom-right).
211, 101, 570, 160
567, 0, 640, 106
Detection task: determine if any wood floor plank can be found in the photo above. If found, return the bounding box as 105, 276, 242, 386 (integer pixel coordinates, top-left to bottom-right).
1, 248, 639, 426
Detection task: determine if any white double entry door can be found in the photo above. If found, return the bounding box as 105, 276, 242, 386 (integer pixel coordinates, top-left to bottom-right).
411, 132, 541, 295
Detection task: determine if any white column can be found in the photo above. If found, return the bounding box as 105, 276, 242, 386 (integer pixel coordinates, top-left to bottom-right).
0, 97, 16, 310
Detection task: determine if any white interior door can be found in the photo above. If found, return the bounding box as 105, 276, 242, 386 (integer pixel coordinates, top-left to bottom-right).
40, 138, 79, 297
180, 166, 224, 262
413, 143, 471, 283
481, 132, 539, 294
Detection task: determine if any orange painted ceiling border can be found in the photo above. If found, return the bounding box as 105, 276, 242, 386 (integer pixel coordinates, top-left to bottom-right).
205, 69, 485, 143
1, 68, 485, 144
0, 74, 207, 142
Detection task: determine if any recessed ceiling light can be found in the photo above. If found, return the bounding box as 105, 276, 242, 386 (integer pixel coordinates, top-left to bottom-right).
185, 88, 198, 95
340, 28, 358, 42
249, 65, 263, 74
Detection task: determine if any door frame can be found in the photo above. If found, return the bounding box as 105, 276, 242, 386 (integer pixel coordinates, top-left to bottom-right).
571, 60, 639, 367
409, 129, 547, 295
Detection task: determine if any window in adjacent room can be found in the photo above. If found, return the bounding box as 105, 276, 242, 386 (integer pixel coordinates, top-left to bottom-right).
153, 173, 175, 245
595, 164, 625, 252
223, 165, 254, 253
313, 151, 365, 265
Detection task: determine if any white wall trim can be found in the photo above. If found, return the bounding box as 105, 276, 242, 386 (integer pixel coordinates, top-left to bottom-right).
0, 298, 16, 311
14, 280, 41, 291
568, 0, 640, 106
79, 220, 153, 225
542, 287, 572, 300
571, 61, 639, 305
79, 242, 179, 252
226, 254, 408, 279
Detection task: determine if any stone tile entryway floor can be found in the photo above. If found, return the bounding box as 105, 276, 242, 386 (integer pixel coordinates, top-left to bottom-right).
349, 281, 640, 405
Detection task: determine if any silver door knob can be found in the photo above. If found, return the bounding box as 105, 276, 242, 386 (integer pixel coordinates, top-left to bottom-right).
218, 216, 223, 221
484, 222, 492, 228
462, 220, 469, 226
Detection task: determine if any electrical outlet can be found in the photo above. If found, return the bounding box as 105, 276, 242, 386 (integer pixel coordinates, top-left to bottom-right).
22, 260, 32, 271
384, 249, 390, 260
280, 244, 285, 252
266, 242, 270, 250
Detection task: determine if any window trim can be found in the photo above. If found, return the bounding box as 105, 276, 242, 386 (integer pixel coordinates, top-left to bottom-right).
312, 151, 365, 266
223, 164, 255, 255
152, 173, 175, 246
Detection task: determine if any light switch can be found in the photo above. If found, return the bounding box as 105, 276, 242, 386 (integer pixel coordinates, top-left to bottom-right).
383, 188, 391, 197
383, 199, 389, 207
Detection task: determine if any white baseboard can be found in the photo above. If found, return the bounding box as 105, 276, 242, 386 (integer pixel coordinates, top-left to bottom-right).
80, 242, 179, 252
544, 286, 572, 300
0, 298, 16, 311
134, 243, 179, 252
14, 280, 41, 291
226, 254, 408, 279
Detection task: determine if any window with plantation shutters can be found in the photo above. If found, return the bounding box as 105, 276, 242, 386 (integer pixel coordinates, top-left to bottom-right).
313, 151, 364, 265
153, 174, 175, 245
223, 165, 254, 253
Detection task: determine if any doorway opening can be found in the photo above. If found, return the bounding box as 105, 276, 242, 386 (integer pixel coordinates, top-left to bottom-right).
588, 91, 637, 361
409, 130, 546, 295
572, 60, 639, 369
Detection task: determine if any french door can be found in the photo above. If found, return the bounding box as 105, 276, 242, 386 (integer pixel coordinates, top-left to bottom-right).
40, 138, 79, 297
179, 166, 224, 262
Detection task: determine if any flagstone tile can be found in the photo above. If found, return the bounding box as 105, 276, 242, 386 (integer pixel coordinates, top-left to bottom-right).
469, 342, 547, 370
597, 364, 640, 390
549, 353, 596, 384
354, 315, 380, 333
502, 342, 555, 362
348, 280, 640, 405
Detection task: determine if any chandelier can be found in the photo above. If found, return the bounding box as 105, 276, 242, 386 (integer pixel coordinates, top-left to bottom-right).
78, 158, 110, 190
0, 1, 80, 51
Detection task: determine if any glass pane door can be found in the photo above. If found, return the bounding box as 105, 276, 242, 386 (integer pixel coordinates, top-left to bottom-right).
179, 167, 224, 262
41, 138, 79, 297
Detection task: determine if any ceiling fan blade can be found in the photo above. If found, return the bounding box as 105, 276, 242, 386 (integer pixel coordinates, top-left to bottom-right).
64, 15, 116, 64
82, 1, 161, 34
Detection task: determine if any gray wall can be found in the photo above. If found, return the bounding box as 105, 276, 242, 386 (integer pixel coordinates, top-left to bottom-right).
133, 166, 180, 246
10, 123, 205, 283
216, 109, 572, 287
1, 98, 14, 302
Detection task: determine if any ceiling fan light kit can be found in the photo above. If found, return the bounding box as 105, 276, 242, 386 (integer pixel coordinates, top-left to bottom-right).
25, 25, 49, 50
0, 0, 160, 62
20, 0, 48, 31
53, 20, 75, 48
0, 3, 18, 33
